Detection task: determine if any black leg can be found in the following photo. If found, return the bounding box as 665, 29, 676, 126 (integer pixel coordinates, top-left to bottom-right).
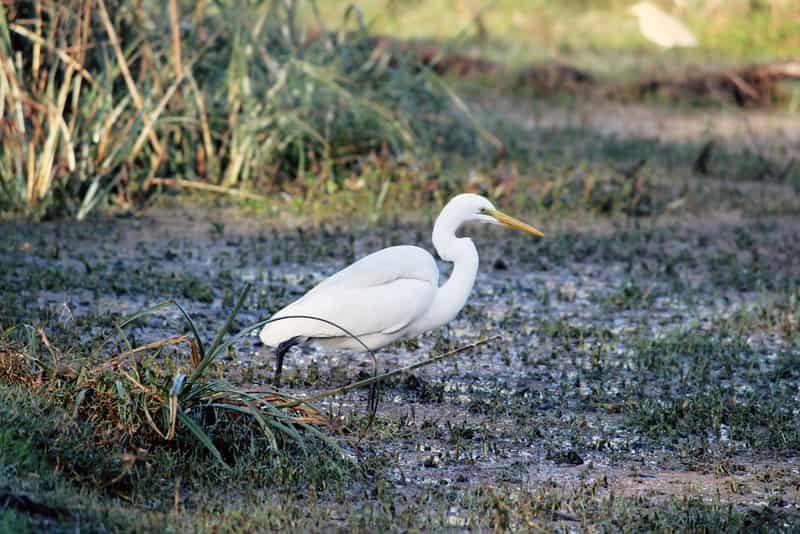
273, 336, 304, 386
274, 344, 288, 386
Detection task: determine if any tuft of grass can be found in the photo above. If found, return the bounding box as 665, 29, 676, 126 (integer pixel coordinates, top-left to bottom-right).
0, 509, 33, 534
1, 287, 350, 489
0, 0, 491, 219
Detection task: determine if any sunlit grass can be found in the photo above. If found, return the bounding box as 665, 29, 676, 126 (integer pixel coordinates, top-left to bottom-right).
318, 0, 800, 76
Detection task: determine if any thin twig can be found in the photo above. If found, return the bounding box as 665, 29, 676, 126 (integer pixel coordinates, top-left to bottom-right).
145, 177, 269, 200
95, 0, 163, 158
90, 334, 189, 374
284, 336, 502, 409
8, 23, 96, 85
168, 0, 183, 76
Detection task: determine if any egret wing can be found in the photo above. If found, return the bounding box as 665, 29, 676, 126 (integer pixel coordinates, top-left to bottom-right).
306, 246, 438, 295
260, 277, 436, 345
260, 245, 440, 346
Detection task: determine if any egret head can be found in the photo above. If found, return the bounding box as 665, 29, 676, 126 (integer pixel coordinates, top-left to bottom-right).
442, 193, 544, 238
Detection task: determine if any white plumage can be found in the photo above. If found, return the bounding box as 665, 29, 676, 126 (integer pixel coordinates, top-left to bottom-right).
260, 245, 438, 350
631, 2, 698, 48
259, 193, 544, 383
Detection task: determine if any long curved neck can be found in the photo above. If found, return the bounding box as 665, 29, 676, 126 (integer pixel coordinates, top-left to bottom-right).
419, 214, 480, 331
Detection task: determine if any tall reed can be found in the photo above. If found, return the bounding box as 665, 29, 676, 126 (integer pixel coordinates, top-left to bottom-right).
0, 0, 489, 219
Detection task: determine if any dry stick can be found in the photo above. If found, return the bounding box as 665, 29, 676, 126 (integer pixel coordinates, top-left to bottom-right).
283, 335, 502, 409
168, 0, 183, 76
146, 177, 268, 201
90, 334, 190, 374
8, 24, 96, 86
95, 0, 163, 159
188, 75, 217, 178
32, 0, 41, 80
36, 64, 75, 199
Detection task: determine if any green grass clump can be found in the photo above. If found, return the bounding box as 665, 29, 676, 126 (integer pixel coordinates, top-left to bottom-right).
0, 510, 32, 534
0, 381, 123, 488
624, 323, 800, 453
0, 284, 355, 487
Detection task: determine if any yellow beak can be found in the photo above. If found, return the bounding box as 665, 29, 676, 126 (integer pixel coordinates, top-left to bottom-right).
485, 208, 544, 238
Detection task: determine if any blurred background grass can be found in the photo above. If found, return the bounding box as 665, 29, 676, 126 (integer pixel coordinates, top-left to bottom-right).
316, 0, 800, 76
1, 0, 798, 221
0, 0, 494, 219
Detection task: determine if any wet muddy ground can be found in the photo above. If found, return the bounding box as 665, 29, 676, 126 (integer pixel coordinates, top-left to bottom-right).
3, 188, 799, 529
3, 88, 800, 529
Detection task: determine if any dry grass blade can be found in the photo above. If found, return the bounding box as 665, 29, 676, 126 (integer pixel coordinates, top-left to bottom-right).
95, 0, 163, 159
89, 334, 190, 374
190, 338, 201, 369
57, 114, 76, 172
168, 0, 183, 76
8, 23, 96, 85
187, 74, 217, 178
214, 393, 329, 425
34, 65, 75, 201
142, 395, 169, 440
5, 59, 25, 134
146, 177, 268, 201
253, 392, 328, 425
128, 76, 182, 160
32, 0, 41, 78
118, 368, 165, 403
166, 374, 184, 440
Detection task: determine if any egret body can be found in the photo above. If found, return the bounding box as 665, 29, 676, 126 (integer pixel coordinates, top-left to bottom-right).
260, 193, 543, 384
631, 2, 697, 49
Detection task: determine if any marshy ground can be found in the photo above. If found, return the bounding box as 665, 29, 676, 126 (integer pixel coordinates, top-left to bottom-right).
3, 0, 800, 529
2, 95, 800, 531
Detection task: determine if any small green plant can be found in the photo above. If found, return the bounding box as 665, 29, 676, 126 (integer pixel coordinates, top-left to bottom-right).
94, 284, 349, 467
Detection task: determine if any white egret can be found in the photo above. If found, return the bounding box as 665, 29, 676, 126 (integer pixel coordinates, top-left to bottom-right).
631, 2, 698, 49
260, 193, 544, 384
